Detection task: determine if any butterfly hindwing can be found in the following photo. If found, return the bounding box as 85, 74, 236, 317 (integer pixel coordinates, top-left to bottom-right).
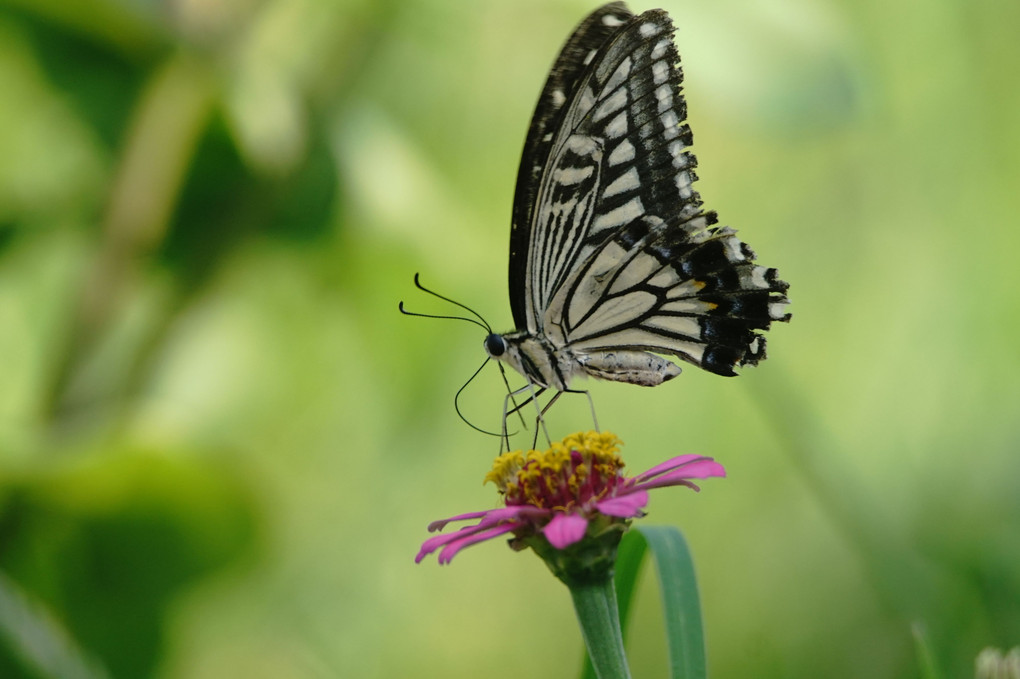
560, 216, 790, 376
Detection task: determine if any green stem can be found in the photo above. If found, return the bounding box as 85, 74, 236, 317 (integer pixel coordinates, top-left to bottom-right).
43, 51, 215, 424
569, 577, 632, 679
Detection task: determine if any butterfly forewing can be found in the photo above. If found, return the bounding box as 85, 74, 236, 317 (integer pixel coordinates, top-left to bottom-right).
497, 2, 789, 392
509, 2, 634, 331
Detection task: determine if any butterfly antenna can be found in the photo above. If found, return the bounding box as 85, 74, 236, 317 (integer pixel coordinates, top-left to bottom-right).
455, 357, 509, 438
410, 273, 493, 332
398, 301, 490, 333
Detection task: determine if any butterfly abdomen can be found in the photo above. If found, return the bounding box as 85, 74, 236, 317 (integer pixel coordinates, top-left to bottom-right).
577, 350, 682, 386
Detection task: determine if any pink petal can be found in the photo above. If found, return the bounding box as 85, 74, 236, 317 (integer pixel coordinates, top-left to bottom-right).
416, 524, 486, 562
595, 490, 649, 517
427, 506, 518, 532
542, 513, 589, 549
635, 454, 708, 481
638, 478, 701, 493
417, 521, 518, 564
436, 523, 518, 564
673, 458, 726, 479
634, 457, 726, 486
427, 505, 546, 533
418, 506, 553, 563
635, 462, 726, 492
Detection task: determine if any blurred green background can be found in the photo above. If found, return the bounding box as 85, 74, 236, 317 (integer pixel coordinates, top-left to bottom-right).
1, 0, 1018, 677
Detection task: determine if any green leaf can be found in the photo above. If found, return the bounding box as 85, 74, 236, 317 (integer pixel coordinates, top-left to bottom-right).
0, 450, 258, 678
579, 527, 707, 679
912, 622, 942, 679
0, 571, 109, 679
637, 526, 707, 679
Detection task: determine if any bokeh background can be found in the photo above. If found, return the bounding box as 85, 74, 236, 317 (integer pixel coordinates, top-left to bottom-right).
1, 0, 1018, 677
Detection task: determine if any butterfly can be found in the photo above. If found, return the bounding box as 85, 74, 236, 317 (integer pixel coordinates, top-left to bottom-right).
479, 2, 790, 409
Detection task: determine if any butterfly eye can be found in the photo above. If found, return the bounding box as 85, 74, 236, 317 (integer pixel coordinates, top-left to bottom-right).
484, 334, 507, 358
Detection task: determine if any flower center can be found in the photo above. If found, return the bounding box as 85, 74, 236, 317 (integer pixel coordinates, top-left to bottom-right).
485, 431, 626, 511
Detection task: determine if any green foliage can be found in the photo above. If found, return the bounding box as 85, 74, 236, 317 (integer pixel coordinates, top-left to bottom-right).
0, 0, 1018, 677
913, 622, 944, 679
0, 450, 257, 678
581, 527, 706, 679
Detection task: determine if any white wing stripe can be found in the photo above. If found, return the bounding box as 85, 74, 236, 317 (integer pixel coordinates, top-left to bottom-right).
604, 57, 632, 92
655, 84, 673, 113
608, 252, 661, 294
571, 291, 657, 336
566, 241, 627, 326
749, 266, 771, 288
661, 299, 717, 314
554, 165, 596, 185
664, 278, 706, 299
652, 60, 669, 85
608, 139, 636, 166
644, 315, 701, 338
605, 110, 628, 138
603, 167, 641, 197
592, 86, 629, 123
571, 329, 707, 364
591, 197, 643, 232
660, 110, 679, 137
576, 86, 597, 120
639, 22, 661, 38
675, 170, 695, 199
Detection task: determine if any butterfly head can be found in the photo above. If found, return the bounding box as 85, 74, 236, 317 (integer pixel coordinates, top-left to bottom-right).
484, 333, 507, 358
484, 333, 531, 384
483, 330, 574, 392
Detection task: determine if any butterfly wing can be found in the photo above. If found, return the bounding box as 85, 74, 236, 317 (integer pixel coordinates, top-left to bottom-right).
554, 214, 791, 377
508, 2, 634, 332
512, 4, 789, 380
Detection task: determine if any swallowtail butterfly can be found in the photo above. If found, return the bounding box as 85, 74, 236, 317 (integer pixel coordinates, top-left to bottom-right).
482, 2, 791, 399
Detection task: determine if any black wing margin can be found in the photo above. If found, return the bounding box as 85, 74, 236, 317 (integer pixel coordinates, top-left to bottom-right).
507, 2, 632, 330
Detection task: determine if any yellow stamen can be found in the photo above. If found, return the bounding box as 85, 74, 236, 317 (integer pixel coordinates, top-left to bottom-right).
485, 431, 626, 506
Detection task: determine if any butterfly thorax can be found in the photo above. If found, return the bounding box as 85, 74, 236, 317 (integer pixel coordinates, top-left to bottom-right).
485, 331, 578, 391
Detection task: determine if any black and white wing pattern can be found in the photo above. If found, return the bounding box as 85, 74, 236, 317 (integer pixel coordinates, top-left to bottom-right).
486, 2, 790, 392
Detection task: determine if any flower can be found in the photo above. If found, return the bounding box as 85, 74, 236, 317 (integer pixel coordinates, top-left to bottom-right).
415, 431, 725, 580
976, 647, 1020, 679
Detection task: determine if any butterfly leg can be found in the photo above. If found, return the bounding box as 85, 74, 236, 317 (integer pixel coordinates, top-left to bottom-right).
531, 390, 562, 449
504, 387, 599, 449
532, 384, 553, 449
528, 388, 600, 448
501, 385, 545, 453
560, 388, 599, 432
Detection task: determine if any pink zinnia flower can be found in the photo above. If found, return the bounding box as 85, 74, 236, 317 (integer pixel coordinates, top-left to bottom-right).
416, 431, 725, 566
